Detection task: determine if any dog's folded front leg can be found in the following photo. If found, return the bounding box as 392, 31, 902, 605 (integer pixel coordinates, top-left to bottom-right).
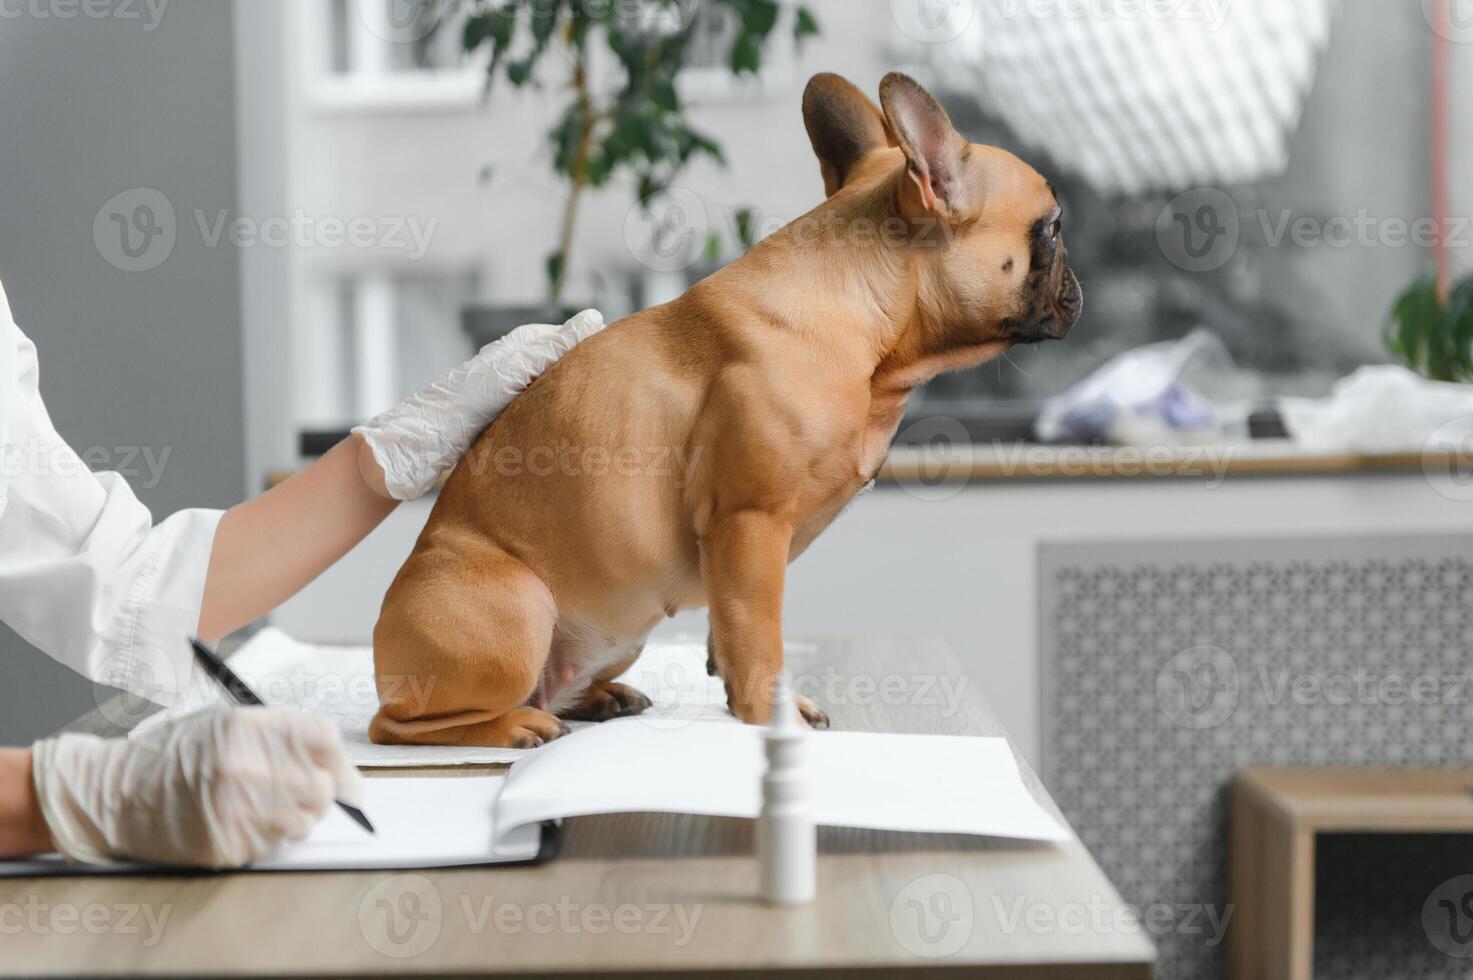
700, 510, 829, 728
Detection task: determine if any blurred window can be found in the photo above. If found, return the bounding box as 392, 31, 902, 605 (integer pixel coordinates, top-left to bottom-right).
325, 0, 469, 75
297, 270, 479, 432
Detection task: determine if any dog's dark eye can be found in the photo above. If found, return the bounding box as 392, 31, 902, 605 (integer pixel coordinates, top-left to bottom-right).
1047, 219, 1061, 241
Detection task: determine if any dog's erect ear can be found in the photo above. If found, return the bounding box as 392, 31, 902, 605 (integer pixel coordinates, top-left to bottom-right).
879, 72, 975, 220
803, 73, 892, 198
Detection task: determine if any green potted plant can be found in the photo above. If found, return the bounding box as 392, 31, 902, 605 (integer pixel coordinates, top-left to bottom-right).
1385, 271, 1473, 382
451, 0, 819, 342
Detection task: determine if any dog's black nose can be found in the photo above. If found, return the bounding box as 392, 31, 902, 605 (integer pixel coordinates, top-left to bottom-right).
1047, 270, 1083, 339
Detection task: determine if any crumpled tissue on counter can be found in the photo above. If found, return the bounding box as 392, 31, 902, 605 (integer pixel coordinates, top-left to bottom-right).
1035, 329, 1258, 446
1280, 366, 1473, 454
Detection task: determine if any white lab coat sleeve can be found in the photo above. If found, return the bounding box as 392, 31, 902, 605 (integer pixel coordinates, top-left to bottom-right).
0, 317, 222, 705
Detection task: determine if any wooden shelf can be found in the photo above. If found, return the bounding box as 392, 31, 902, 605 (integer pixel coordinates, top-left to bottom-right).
1236, 767, 1473, 833
1229, 767, 1473, 980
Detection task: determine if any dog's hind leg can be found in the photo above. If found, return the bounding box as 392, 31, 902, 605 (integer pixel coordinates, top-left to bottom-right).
369, 542, 568, 748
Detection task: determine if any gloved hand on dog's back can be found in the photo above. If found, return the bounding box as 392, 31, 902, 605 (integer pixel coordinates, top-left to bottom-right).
355, 309, 607, 501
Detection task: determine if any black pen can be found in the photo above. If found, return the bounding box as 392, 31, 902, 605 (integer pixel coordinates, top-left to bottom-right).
189, 637, 375, 835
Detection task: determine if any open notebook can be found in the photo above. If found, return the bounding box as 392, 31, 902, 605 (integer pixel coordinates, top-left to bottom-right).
126, 628, 791, 768
0, 717, 1069, 876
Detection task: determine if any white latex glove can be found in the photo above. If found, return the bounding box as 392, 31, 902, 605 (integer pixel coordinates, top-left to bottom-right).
31, 707, 362, 869
354, 309, 607, 500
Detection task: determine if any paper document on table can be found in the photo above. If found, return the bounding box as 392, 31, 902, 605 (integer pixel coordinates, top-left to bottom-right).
0, 776, 547, 876
255, 775, 546, 870
118, 631, 1066, 843
130, 628, 771, 767
2, 716, 1068, 876
499, 718, 1072, 842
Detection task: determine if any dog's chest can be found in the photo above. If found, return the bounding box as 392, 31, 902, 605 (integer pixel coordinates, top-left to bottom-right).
787, 395, 909, 555
859, 392, 910, 479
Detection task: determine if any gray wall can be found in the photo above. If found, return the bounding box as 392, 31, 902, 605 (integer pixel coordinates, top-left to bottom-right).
1264, 1, 1442, 366
0, 1, 245, 743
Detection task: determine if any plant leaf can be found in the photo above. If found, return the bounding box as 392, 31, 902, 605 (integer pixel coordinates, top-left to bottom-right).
736, 0, 780, 37
506, 58, 534, 86
452, 0, 821, 296
530, 0, 559, 49
1450, 274, 1473, 380
464, 4, 519, 84
652, 78, 680, 113
734, 207, 759, 250
793, 5, 820, 43
1387, 273, 1435, 374
729, 32, 761, 75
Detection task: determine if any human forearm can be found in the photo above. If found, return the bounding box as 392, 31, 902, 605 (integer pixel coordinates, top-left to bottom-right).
0, 748, 52, 858
196, 434, 398, 640
198, 311, 607, 640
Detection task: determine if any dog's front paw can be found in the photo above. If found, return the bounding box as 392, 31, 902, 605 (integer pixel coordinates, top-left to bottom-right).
726, 688, 831, 730
796, 694, 831, 730
558, 681, 654, 722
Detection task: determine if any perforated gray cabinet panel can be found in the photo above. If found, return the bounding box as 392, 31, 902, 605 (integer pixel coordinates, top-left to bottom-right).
1040, 535, 1473, 980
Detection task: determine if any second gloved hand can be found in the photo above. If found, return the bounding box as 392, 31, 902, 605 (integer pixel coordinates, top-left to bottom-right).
31, 707, 362, 868
355, 309, 606, 500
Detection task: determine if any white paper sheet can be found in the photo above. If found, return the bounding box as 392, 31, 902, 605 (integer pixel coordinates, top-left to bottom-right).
497, 718, 1071, 843
132, 628, 773, 767
0, 777, 544, 876
255, 775, 544, 870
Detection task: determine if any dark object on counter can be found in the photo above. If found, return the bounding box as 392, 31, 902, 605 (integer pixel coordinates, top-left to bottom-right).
462, 303, 585, 351
1247, 410, 1288, 440
299, 430, 350, 458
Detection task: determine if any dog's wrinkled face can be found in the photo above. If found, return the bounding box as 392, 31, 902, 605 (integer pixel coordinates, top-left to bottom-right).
802, 72, 1082, 348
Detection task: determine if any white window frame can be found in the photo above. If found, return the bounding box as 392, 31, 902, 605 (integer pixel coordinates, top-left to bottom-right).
300, 1, 487, 114
301, 2, 801, 113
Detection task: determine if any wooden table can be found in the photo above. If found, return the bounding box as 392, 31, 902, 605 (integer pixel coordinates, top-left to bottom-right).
1229, 767, 1473, 980
4, 635, 1154, 978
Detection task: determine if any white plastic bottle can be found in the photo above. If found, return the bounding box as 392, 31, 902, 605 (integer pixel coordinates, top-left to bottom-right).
757, 674, 816, 906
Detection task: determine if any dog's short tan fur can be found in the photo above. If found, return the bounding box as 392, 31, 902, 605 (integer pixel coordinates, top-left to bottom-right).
370, 73, 1082, 747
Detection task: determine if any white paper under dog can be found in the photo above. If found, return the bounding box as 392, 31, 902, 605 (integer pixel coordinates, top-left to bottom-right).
1, 718, 1069, 876
129, 627, 756, 767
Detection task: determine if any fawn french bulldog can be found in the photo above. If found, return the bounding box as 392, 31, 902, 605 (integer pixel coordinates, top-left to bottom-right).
370, 71, 1082, 747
